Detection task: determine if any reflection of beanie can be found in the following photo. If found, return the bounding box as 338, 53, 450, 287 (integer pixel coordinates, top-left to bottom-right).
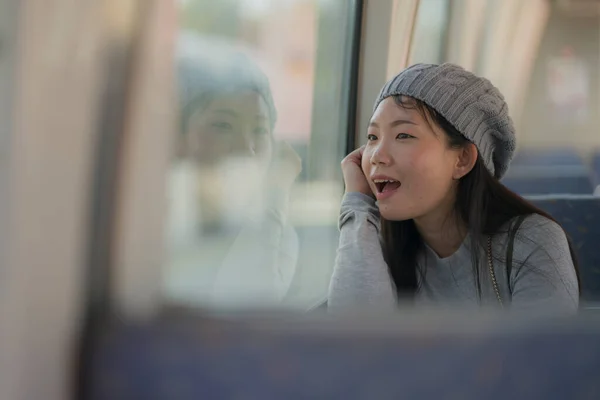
374, 63, 516, 179
177, 39, 277, 132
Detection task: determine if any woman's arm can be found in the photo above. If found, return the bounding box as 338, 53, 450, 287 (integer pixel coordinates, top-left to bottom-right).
509, 214, 579, 313
210, 143, 301, 307
210, 200, 298, 307
328, 192, 396, 311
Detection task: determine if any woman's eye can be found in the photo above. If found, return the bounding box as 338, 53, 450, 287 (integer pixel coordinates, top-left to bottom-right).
254, 127, 269, 136
367, 133, 378, 141
396, 133, 414, 139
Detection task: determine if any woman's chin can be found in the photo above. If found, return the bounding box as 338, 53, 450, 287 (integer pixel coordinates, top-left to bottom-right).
378, 205, 416, 222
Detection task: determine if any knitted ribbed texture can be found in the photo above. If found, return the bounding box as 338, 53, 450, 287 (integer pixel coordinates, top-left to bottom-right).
374, 63, 516, 179
178, 50, 277, 131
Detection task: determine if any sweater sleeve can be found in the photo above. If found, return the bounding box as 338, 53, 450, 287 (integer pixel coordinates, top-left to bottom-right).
509, 214, 579, 313
327, 192, 396, 311
210, 203, 298, 307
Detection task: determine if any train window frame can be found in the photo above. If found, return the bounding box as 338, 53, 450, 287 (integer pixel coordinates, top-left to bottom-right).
0, 0, 110, 398
355, 0, 409, 147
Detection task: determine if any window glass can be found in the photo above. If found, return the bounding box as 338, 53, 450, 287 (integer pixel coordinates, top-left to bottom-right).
415, 0, 600, 196
408, 0, 450, 65
164, 0, 358, 310
472, 0, 600, 196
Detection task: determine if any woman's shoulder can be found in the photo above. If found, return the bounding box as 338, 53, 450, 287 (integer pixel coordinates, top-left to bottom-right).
500, 214, 579, 310
516, 212, 563, 233
501, 213, 570, 258
510, 213, 566, 239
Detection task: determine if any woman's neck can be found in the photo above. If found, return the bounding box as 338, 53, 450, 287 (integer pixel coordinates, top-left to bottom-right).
414, 209, 467, 259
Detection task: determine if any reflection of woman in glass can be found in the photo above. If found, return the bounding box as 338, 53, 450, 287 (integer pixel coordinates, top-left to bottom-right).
171, 40, 301, 307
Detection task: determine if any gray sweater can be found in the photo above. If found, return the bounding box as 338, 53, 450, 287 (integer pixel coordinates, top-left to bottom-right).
328, 192, 579, 313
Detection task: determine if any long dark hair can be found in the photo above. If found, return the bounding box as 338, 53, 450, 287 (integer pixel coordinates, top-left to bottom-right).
381, 96, 581, 300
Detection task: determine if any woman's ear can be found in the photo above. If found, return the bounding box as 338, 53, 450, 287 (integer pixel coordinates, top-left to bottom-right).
453, 143, 478, 179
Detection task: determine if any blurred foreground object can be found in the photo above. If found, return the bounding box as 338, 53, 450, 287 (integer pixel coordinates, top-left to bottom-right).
88, 310, 600, 399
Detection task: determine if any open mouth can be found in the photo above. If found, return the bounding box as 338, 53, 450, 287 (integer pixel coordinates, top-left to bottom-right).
373, 179, 401, 193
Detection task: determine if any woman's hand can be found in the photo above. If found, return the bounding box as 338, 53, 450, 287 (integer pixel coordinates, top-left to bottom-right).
341, 146, 372, 197
267, 141, 302, 190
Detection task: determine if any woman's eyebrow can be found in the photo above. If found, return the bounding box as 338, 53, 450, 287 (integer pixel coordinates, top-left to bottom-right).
213, 109, 238, 117
369, 119, 417, 128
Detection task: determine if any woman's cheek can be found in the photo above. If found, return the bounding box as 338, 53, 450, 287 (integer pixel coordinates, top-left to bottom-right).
406, 146, 441, 178
361, 147, 371, 172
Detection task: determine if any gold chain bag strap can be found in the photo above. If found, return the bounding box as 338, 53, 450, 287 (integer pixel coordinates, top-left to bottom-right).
487, 236, 503, 306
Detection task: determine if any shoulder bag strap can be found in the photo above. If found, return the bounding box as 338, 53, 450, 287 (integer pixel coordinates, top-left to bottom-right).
506, 214, 527, 295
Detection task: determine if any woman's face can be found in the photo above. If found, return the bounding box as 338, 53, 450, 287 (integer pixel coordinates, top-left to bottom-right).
361, 97, 463, 222
185, 90, 273, 169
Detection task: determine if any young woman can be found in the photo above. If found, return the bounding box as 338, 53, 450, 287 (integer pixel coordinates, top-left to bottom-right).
328, 63, 580, 313
167, 36, 301, 307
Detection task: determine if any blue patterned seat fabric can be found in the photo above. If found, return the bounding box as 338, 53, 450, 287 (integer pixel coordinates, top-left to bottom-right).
503, 174, 594, 195
528, 195, 600, 302
591, 152, 600, 188
511, 148, 584, 167
87, 314, 600, 400
502, 148, 594, 195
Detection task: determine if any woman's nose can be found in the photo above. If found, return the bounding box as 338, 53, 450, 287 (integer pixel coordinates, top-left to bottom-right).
231, 131, 256, 156
370, 142, 392, 165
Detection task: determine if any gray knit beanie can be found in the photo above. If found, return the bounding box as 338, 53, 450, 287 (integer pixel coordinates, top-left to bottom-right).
374, 63, 516, 179
177, 35, 277, 133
